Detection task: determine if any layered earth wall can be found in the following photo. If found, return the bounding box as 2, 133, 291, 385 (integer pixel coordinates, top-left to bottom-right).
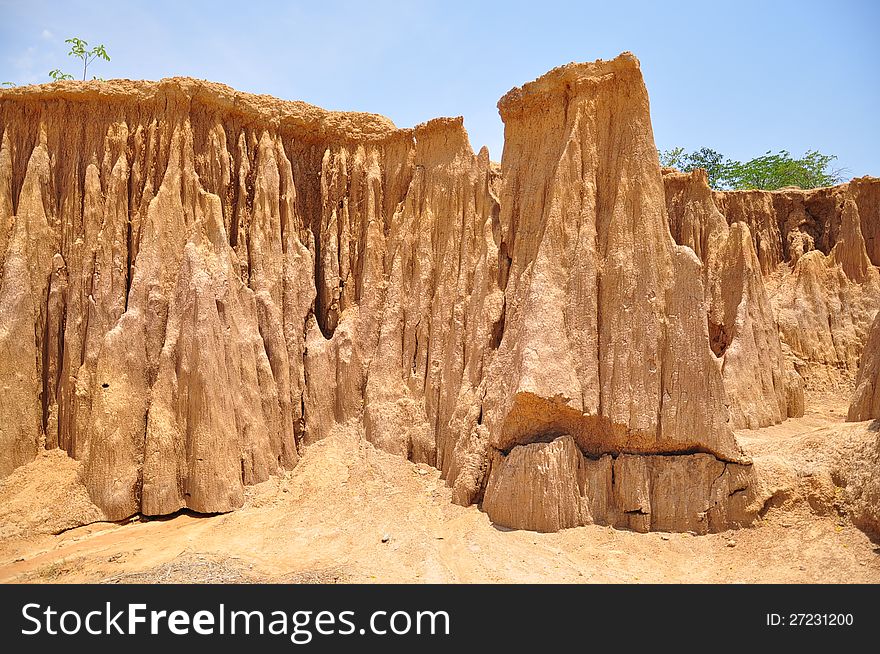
0, 53, 877, 532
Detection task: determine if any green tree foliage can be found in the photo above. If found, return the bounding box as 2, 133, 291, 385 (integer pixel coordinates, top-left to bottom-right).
658, 147, 845, 190
659, 146, 687, 169
49, 69, 74, 82
725, 150, 844, 190
685, 148, 727, 188
64, 37, 110, 80
660, 147, 727, 186
47, 38, 110, 83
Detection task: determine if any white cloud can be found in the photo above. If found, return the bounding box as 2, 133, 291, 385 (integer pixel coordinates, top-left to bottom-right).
41, 29, 53, 40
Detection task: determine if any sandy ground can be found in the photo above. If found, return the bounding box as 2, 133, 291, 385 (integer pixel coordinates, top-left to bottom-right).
1, 402, 878, 585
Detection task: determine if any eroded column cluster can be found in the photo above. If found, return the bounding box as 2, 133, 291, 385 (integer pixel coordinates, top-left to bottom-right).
0, 54, 877, 532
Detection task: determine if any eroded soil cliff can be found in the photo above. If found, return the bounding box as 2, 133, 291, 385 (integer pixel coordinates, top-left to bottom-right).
1, 53, 877, 536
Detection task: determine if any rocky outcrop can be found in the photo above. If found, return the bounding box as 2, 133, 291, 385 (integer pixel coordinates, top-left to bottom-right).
304, 118, 502, 482
0, 80, 350, 513
715, 181, 880, 392
715, 179, 880, 273
663, 168, 880, 404
484, 57, 739, 455
483, 435, 754, 534
0, 132, 56, 477
1, 54, 876, 534
664, 169, 800, 429
471, 55, 755, 532
848, 312, 880, 421
0, 77, 502, 523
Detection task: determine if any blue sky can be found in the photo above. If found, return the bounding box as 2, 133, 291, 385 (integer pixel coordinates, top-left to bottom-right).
1, 0, 877, 176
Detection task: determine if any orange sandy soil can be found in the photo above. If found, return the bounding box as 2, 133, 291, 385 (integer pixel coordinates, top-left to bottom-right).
0, 404, 878, 584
